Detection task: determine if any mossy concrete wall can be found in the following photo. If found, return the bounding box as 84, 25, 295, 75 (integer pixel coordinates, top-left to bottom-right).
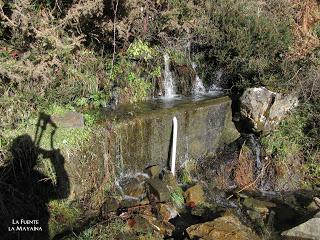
106, 96, 240, 174
64, 96, 239, 200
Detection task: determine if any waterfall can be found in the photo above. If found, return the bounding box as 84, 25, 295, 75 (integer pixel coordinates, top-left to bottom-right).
248, 134, 262, 172
191, 62, 206, 95
208, 68, 223, 92
163, 53, 176, 98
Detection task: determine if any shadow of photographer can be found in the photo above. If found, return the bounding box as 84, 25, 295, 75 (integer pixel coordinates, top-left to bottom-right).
0, 112, 70, 240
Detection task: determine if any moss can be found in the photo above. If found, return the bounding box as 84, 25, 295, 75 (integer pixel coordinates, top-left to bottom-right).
167, 48, 188, 65
170, 187, 185, 208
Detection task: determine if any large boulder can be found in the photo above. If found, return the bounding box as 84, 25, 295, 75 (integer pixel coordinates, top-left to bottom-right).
281, 212, 320, 239
186, 213, 260, 240
239, 87, 298, 133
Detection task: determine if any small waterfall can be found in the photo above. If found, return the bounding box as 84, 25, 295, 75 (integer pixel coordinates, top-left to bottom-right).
163, 53, 176, 98
248, 134, 262, 172
209, 68, 223, 92
186, 40, 191, 61
191, 62, 206, 95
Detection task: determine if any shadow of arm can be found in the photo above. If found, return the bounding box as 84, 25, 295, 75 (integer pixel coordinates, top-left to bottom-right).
40, 149, 70, 199
52, 149, 70, 199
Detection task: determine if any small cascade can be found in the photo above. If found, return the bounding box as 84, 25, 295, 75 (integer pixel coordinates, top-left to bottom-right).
191, 62, 206, 95
163, 53, 176, 98
248, 134, 262, 172
208, 68, 223, 92
186, 40, 191, 61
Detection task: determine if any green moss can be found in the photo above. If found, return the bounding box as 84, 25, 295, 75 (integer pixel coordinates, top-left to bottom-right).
167, 49, 188, 65
170, 187, 185, 208
150, 65, 162, 78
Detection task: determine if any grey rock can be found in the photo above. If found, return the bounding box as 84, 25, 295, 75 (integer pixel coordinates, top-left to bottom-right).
282, 212, 320, 239
118, 177, 146, 199
146, 178, 171, 202
144, 165, 161, 179
52, 111, 84, 128
240, 87, 298, 133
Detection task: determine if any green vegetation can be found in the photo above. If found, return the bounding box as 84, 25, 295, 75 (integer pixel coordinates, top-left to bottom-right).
262, 104, 320, 187
170, 187, 185, 208
0, 0, 320, 238
179, 159, 197, 185
65, 219, 128, 240
195, 0, 294, 89
49, 200, 82, 238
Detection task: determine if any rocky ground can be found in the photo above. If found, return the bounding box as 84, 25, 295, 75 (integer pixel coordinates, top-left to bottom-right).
62, 162, 319, 240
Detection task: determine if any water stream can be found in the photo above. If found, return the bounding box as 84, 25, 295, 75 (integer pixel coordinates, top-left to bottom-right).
163, 53, 176, 98
248, 134, 262, 172
191, 62, 206, 95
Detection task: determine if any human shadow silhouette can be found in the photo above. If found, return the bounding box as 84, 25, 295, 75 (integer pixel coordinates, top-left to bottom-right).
0, 113, 70, 240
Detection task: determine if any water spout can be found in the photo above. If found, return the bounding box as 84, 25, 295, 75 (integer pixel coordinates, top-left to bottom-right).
163, 53, 176, 98
209, 69, 223, 92
171, 116, 178, 176
191, 62, 206, 95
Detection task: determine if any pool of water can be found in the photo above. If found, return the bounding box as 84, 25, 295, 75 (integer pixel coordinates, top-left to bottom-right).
103, 91, 226, 120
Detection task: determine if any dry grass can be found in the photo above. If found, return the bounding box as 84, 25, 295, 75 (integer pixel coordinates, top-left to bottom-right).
288, 0, 320, 59
234, 144, 256, 190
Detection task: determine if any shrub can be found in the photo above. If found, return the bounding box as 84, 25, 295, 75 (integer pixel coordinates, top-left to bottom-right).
107, 40, 161, 103
194, 0, 294, 89
261, 104, 320, 187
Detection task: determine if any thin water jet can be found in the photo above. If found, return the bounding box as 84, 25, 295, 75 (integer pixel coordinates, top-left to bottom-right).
163, 53, 176, 98
191, 62, 206, 95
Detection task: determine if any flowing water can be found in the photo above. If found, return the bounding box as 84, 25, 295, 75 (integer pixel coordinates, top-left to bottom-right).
163, 53, 176, 98
248, 134, 262, 172
208, 68, 224, 92
191, 62, 206, 95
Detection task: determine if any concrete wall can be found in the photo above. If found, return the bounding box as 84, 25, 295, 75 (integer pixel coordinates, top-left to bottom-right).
107, 96, 240, 174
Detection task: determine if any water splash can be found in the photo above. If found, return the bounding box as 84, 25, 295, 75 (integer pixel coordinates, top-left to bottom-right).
209, 69, 223, 92
163, 53, 176, 98
191, 62, 206, 95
